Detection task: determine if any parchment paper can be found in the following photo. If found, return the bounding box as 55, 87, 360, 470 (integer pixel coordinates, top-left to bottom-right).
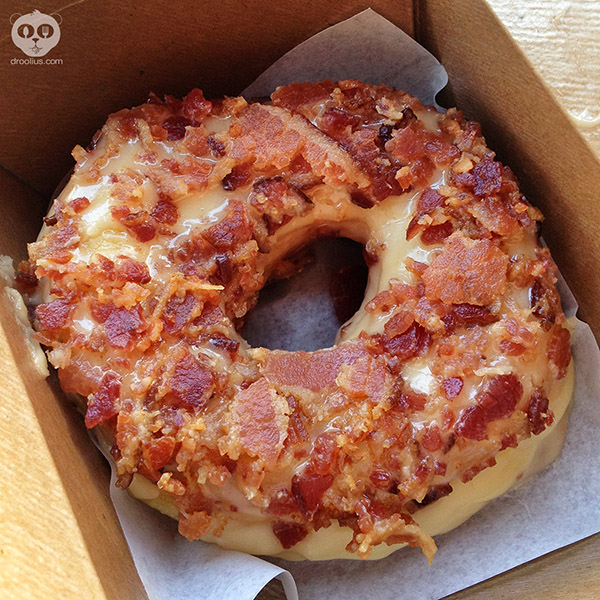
102, 10, 600, 600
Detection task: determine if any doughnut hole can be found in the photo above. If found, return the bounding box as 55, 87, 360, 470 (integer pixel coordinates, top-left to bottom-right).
243, 238, 368, 351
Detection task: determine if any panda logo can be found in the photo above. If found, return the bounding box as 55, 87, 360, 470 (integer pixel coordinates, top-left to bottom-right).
10, 10, 61, 58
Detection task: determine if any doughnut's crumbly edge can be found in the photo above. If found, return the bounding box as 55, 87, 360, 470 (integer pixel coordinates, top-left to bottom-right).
123, 354, 574, 561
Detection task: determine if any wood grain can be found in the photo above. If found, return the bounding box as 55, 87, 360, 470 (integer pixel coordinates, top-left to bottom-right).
487, 0, 600, 158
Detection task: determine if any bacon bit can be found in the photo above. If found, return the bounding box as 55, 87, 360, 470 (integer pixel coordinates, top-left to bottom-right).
454, 158, 503, 196
423, 233, 508, 306
384, 310, 413, 338
267, 488, 300, 516
418, 484, 452, 506
421, 221, 453, 245
468, 196, 518, 235
178, 510, 211, 541
53, 223, 79, 250
263, 343, 368, 392
162, 292, 198, 334
252, 176, 288, 204
271, 80, 335, 111
442, 377, 463, 399
479, 374, 523, 420
272, 521, 308, 549
370, 470, 394, 490
396, 391, 427, 411
151, 199, 178, 225
310, 432, 339, 476
456, 406, 489, 442
421, 424, 443, 451
405, 257, 428, 277
363, 240, 380, 266
230, 104, 303, 171
500, 433, 519, 450
43, 214, 58, 227
285, 397, 309, 446
222, 164, 252, 191
89, 299, 113, 323
461, 457, 497, 483
69, 196, 90, 213
116, 258, 151, 284
146, 436, 176, 471
443, 303, 498, 332
386, 125, 426, 162
104, 306, 144, 348
195, 302, 225, 328
547, 325, 571, 379
321, 107, 361, 132
418, 188, 445, 214
85, 371, 121, 428
236, 378, 284, 466
455, 374, 523, 440
207, 136, 226, 157
182, 88, 212, 122
337, 357, 388, 401
350, 190, 375, 209
434, 460, 447, 475
169, 353, 214, 410
214, 253, 233, 284
203, 202, 253, 249
499, 340, 526, 356
365, 290, 395, 314
378, 124, 394, 145
209, 333, 239, 355
36, 298, 74, 330
527, 389, 552, 435
368, 323, 431, 362
292, 472, 334, 518
112, 207, 157, 243
163, 115, 193, 141
14, 266, 38, 293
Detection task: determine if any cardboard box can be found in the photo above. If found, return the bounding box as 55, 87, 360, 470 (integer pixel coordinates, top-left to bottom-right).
0, 1, 598, 598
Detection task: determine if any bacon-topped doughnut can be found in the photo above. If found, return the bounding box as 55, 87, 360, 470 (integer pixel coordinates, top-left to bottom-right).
27, 81, 574, 561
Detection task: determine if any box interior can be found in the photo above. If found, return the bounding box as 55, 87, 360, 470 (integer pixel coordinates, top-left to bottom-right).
1, 1, 598, 597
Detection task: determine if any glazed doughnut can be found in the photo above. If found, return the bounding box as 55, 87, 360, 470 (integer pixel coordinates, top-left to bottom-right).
27, 81, 574, 561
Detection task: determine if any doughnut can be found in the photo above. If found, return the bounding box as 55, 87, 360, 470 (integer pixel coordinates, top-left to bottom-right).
26, 80, 574, 561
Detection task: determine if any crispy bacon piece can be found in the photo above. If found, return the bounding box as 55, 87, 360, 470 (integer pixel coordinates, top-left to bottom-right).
146, 436, 176, 471
455, 374, 523, 440
85, 371, 121, 428
36, 298, 74, 330
168, 353, 214, 411
547, 325, 571, 379
367, 323, 430, 362
421, 221, 453, 245
455, 158, 503, 197
442, 377, 463, 399
423, 233, 508, 306
292, 472, 334, 518
262, 343, 368, 392
272, 520, 308, 549
527, 390, 553, 435
443, 303, 498, 332
104, 306, 144, 349
234, 378, 286, 466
